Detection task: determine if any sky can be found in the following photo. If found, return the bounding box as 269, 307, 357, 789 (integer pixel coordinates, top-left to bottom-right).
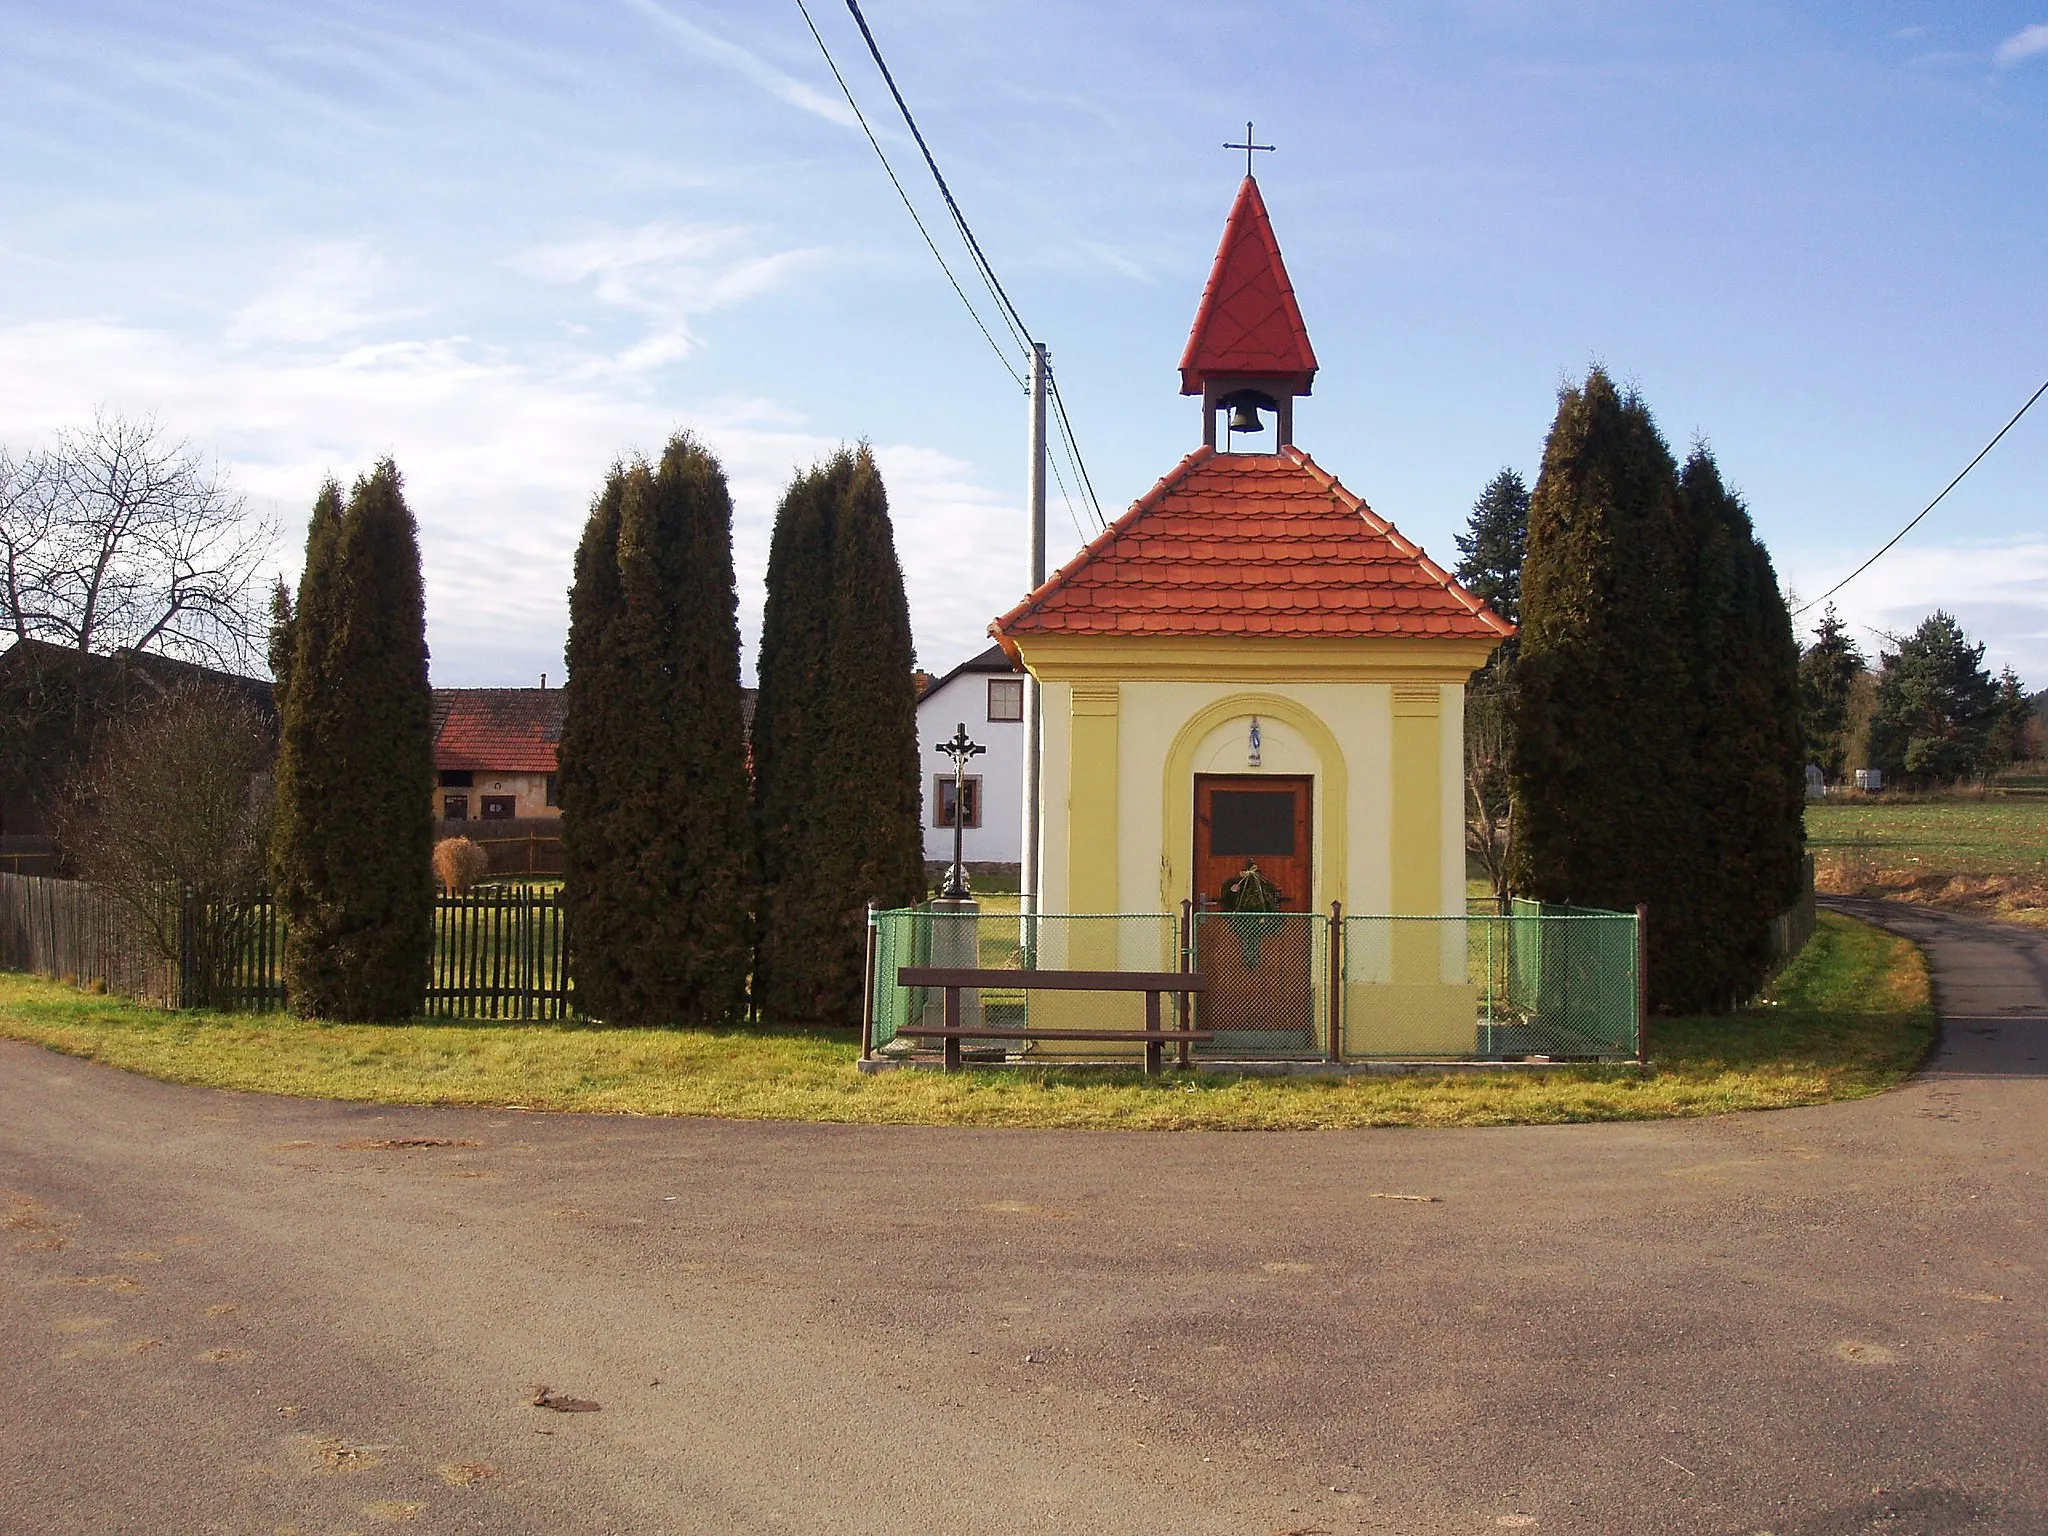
2, 1, 2044, 688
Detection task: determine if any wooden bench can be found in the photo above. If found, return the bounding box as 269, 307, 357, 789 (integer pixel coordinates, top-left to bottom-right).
892, 966, 1211, 1075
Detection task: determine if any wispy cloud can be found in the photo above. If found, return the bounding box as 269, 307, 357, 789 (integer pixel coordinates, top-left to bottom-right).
1073, 240, 1155, 282
620, 0, 857, 127
228, 242, 399, 346
0, 304, 1019, 685
1792, 539, 2048, 680
511, 221, 827, 373
1995, 22, 2048, 66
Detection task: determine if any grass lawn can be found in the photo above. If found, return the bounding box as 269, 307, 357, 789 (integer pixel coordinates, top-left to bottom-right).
0, 913, 1932, 1130
1807, 795, 2048, 922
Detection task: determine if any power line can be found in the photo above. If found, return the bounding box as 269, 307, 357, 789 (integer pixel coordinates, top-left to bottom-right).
1043, 418, 1091, 543
1048, 372, 1106, 530
1794, 374, 2048, 617
842, 0, 1033, 353
1056, 408, 1105, 535
811, 0, 1118, 540
791, 0, 1024, 389
1042, 432, 1092, 549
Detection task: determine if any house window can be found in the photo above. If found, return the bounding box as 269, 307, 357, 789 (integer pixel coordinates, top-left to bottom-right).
439, 769, 474, 788
481, 795, 516, 820
545, 773, 559, 808
986, 677, 1024, 722
932, 775, 982, 829
443, 795, 469, 821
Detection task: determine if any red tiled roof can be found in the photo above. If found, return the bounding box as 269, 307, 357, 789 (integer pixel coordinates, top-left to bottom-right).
1178, 177, 1318, 396
432, 689, 566, 774
991, 447, 1514, 643
429, 686, 760, 772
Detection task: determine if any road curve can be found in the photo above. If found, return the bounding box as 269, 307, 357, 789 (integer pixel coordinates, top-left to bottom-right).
4, 903, 2045, 1535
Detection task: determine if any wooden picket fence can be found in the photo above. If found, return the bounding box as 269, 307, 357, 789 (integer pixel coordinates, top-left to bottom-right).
431, 818, 563, 877
427, 887, 572, 1019
0, 872, 173, 1003
0, 873, 572, 1019
1764, 854, 1819, 980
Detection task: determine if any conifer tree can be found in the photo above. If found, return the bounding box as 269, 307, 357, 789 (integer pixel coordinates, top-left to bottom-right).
751, 459, 840, 1022
1508, 370, 1695, 1008
271, 463, 436, 1020
1984, 667, 2035, 775
1453, 468, 1529, 630
558, 435, 755, 1025
1868, 612, 2000, 785
1456, 469, 1529, 898
558, 465, 630, 1005
267, 577, 297, 700
1675, 449, 1805, 1010
817, 450, 925, 961
752, 447, 923, 1024
1798, 604, 1864, 781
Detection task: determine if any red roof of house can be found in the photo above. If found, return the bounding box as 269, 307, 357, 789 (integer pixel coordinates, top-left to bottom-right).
432, 689, 566, 774
1178, 177, 1318, 397
429, 686, 760, 773
991, 447, 1513, 644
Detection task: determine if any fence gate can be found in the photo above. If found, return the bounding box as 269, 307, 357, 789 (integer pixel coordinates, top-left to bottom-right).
1188, 910, 1328, 1057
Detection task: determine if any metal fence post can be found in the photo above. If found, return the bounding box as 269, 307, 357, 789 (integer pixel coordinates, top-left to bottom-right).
1635, 903, 1649, 1067
1326, 901, 1343, 1063
859, 900, 879, 1060
1177, 899, 1193, 1070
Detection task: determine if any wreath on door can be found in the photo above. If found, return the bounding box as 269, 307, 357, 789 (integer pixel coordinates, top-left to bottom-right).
1220, 861, 1285, 968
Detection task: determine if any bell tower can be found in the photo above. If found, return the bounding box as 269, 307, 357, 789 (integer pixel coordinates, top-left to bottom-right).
1178, 169, 1318, 450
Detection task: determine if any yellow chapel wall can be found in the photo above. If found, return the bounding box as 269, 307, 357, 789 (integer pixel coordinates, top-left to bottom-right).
1030, 667, 1481, 1057
1036, 675, 1466, 920
1037, 677, 1072, 917
1113, 681, 1389, 916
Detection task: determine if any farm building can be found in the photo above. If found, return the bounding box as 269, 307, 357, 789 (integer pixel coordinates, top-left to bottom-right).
430, 684, 760, 823
431, 688, 567, 823
0, 638, 276, 860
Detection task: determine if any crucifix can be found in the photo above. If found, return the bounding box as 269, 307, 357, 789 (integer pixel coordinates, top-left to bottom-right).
1224, 121, 1275, 178
936, 720, 986, 900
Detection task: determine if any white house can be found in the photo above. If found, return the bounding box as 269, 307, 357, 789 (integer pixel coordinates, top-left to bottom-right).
916, 643, 1026, 876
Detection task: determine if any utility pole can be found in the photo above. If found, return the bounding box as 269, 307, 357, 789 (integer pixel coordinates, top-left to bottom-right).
1020, 342, 1048, 939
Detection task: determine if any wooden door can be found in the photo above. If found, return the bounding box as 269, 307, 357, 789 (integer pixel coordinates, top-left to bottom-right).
1192, 776, 1316, 1049
1193, 776, 1312, 911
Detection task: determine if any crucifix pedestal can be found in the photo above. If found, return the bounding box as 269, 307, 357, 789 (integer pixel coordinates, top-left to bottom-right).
919, 898, 985, 1039
922, 720, 989, 1044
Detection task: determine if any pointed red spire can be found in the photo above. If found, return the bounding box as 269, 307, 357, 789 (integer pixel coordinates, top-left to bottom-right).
1178, 176, 1318, 397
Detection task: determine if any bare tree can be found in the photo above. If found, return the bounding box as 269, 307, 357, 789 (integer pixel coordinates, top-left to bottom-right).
0, 412, 275, 668
1465, 678, 1515, 902
52, 684, 275, 966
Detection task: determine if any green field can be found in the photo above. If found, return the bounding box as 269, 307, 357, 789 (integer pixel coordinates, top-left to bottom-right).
1806, 797, 2048, 875
0, 912, 1931, 1130
1806, 795, 2048, 919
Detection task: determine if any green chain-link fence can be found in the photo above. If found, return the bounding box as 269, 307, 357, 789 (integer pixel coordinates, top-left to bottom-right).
1189, 910, 1330, 1058
868, 901, 1638, 1063
1341, 902, 1639, 1059
868, 907, 1179, 1053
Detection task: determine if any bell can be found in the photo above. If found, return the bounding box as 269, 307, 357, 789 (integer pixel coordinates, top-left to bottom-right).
1226, 400, 1265, 435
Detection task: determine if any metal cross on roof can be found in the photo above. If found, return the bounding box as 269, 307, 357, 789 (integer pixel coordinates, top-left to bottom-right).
1224, 121, 1275, 178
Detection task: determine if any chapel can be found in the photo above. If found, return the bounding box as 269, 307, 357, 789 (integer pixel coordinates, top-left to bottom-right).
989, 174, 1514, 1049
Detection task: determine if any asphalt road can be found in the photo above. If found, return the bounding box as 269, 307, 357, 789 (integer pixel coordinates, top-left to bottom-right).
4, 901, 2045, 1536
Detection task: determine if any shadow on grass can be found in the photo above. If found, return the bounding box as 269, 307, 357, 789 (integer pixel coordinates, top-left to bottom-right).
1648, 913, 1935, 1089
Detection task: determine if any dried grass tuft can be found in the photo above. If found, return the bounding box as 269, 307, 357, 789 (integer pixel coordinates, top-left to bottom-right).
433, 837, 489, 893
